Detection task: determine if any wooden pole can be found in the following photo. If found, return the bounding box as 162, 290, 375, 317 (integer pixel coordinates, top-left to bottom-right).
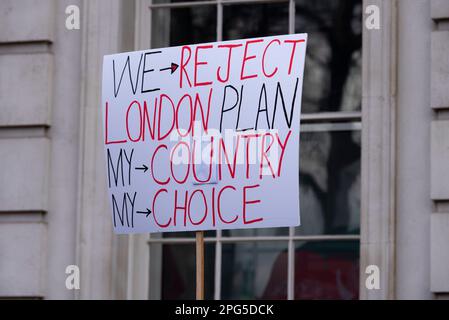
196, 231, 205, 300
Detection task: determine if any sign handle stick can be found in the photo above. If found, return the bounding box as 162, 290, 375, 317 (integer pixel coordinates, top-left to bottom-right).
196, 231, 205, 300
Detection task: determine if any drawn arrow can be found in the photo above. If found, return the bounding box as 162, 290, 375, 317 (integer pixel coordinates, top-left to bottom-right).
159, 62, 179, 74
135, 164, 148, 173
136, 208, 152, 217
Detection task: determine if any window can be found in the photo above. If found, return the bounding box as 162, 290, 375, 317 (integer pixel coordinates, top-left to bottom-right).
145, 0, 362, 300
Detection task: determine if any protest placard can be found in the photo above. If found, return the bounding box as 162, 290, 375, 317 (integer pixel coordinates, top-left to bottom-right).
102, 34, 307, 234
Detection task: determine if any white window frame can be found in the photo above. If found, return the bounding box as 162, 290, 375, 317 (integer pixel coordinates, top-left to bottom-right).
130, 0, 366, 300
75, 0, 397, 300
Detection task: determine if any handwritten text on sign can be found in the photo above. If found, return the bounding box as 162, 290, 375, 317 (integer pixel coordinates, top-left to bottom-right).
102, 34, 307, 233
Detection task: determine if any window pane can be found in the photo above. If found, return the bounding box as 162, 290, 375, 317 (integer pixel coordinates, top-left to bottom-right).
152, 6, 217, 48
294, 240, 359, 299
223, 3, 289, 41
153, 0, 210, 3
163, 230, 216, 238
297, 129, 361, 235
157, 243, 215, 299
295, 0, 362, 112
222, 227, 288, 237
221, 242, 288, 299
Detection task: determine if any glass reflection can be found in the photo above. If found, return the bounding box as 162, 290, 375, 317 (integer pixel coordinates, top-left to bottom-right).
163, 230, 216, 238
296, 0, 362, 112
223, 3, 289, 40
221, 242, 288, 299
153, 0, 208, 3
152, 6, 217, 48
160, 243, 215, 299
294, 241, 359, 299
297, 129, 361, 235
222, 227, 288, 237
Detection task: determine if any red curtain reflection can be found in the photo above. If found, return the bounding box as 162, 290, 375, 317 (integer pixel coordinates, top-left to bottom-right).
262, 242, 359, 300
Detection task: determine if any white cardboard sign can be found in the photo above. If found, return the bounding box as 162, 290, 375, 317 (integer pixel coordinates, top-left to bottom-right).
102, 34, 307, 234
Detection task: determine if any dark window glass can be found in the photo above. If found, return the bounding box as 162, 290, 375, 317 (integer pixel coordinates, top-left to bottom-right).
222, 227, 288, 237
296, 0, 362, 113
152, 6, 217, 48
159, 243, 215, 299
150, 0, 363, 301
294, 240, 359, 299
153, 0, 208, 3
297, 129, 361, 235
163, 230, 216, 238
223, 3, 289, 40
221, 242, 288, 299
